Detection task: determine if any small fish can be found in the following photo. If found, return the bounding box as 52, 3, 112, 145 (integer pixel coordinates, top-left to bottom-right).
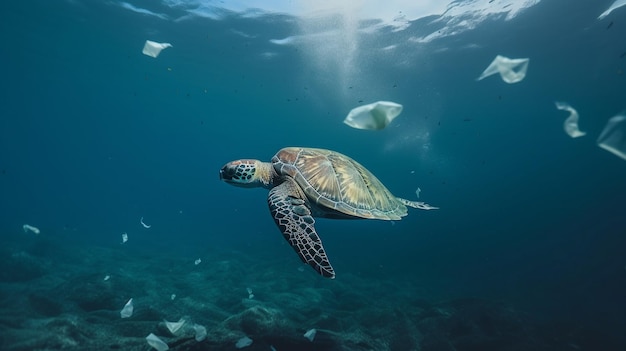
607, 21, 613, 29
620, 51, 626, 59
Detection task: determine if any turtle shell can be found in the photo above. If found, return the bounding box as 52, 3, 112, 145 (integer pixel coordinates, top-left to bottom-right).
271, 147, 408, 220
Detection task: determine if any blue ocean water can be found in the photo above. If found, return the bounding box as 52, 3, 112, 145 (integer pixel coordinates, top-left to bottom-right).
1, 0, 625, 350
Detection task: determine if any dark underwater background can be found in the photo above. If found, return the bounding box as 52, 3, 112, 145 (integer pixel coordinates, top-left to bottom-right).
1, 0, 625, 350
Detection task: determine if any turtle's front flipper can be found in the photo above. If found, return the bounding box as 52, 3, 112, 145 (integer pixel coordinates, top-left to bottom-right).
268, 178, 335, 279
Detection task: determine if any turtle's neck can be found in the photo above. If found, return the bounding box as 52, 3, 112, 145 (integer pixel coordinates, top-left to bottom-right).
256, 161, 278, 188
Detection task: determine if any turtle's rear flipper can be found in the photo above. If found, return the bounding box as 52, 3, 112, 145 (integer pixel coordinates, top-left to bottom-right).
268, 178, 335, 279
399, 198, 439, 210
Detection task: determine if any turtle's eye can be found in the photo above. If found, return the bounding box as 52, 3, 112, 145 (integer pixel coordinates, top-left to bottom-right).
220, 160, 258, 186
219, 163, 253, 182
219, 164, 237, 181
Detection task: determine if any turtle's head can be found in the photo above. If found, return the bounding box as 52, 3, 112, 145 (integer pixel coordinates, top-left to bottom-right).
219, 159, 273, 188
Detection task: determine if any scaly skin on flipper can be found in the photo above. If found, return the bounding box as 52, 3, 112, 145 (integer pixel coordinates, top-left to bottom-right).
268, 177, 335, 279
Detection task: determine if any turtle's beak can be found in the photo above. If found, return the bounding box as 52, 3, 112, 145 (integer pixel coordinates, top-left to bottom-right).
219, 165, 233, 181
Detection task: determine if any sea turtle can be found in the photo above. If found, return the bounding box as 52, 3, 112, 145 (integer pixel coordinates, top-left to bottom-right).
219, 147, 438, 278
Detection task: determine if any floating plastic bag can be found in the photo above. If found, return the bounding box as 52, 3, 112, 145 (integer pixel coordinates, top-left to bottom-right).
193, 324, 207, 342
235, 336, 253, 348
555, 102, 586, 138
477, 55, 529, 84
343, 101, 403, 130
146, 333, 169, 351
140, 216, 152, 228
303, 328, 317, 342
598, 0, 626, 19
120, 298, 133, 318
164, 318, 186, 336
23, 224, 40, 235
142, 40, 172, 58
597, 114, 626, 161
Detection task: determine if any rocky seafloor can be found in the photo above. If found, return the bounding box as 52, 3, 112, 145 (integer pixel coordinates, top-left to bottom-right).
0, 233, 620, 351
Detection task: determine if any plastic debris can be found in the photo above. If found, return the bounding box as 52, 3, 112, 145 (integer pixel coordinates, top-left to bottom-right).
477, 55, 529, 84
193, 323, 207, 342
142, 40, 172, 58
415, 187, 421, 198
194, 258, 201, 265
146, 333, 169, 351
555, 102, 586, 138
303, 328, 317, 342
120, 298, 134, 318
343, 101, 403, 130
104, 275, 110, 281
140, 217, 151, 229
121, 232, 128, 243
597, 114, 626, 161
170, 294, 176, 300
235, 336, 253, 348
23, 224, 40, 235
598, 0, 626, 19
246, 287, 254, 299
164, 318, 186, 336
